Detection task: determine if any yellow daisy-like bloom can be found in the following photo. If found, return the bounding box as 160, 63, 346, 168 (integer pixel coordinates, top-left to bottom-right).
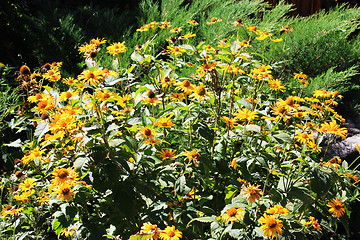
43, 68, 61, 82
59, 91, 77, 101
138, 126, 158, 139
51, 167, 79, 187
54, 184, 75, 202
190, 83, 212, 101
258, 213, 283, 239
90, 37, 107, 46
346, 173, 359, 183
141, 222, 160, 238
187, 20, 199, 25
241, 183, 262, 203
14, 189, 35, 202
294, 72, 309, 85
35, 99, 54, 114
304, 216, 322, 231
207, 17, 222, 25
142, 90, 160, 105
220, 116, 237, 129
181, 32, 196, 39
323, 157, 341, 170
230, 159, 237, 169
160, 76, 176, 89
78, 69, 104, 87
234, 108, 258, 122
294, 132, 315, 145
107, 41, 127, 55
170, 27, 182, 33
62, 77, 77, 85
167, 46, 186, 56
159, 226, 182, 240
182, 149, 200, 166
271, 38, 283, 43
327, 198, 345, 217
221, 207, 245, 224
19, 178, 36, 192
158, 149, 177, 161
155, 115, 174, 128
144, 137, 161, 146
60, 227, 77, 237
169, 92, 185, 102
318, 120, 347, 139
175, 80, 194, 94
49, 112, 77, 134
159, 20, 172, 29
266, 205, 289, 216
1, 206, 24, 217
268, 79, 286, 92
21, 147, 46, 165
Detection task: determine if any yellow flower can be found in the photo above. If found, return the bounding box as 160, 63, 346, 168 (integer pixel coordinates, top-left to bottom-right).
181, 32, 196, 39
77, 69, 104, 87
141, 222, 160, 238
138, 126, 158, 139
1, 206, 24, 217
234, 108, 258, 122
221, 116, 237, 129
323, 157, 341, 170
294, 72, 309, 85
59, 91, 77, 101
142, 90, 160, 105
304, 216, 322, 231
159, 226, 182, 240
54, 184, 75, 202
60, 227, 77, 237
170, 27, 182, 33
90, 37, 107, 46
190, 83, 212, 101
207, 17, 222, 25
159, 20, 172, 29
187, 20, 199, 25
167, 46, 186, 56
268, 79, 285, 92
294, 132, 315, 145
160, 77, 176, 89
346, 173, 359, 183
221, 207, 244, 224
158, 149, 177, 161
258, 213, 283, 239
318, 120, 347, 139
107, 41, 127, 55
271, 38, 283, 43
169, 92, 185, 102
230, 159, 237, 169
182, 149, 200, 166
241, 183, 262, 203
19, 178, 36, 192
266, 205, 289, 216
155, 115, 174, 128
43, 68, 61, 82
51, 167, 79, 187
327, 198, 345, 217
21, 148, 46, 165
175, 80, 194, 94
49, 112, 77, 133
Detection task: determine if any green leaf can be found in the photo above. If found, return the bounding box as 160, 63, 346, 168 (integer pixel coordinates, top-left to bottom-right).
74, 157, 90, 176
245, 124, 261, 133
4, 138, 22, 147
175, 175, 186, 195
34, 122, 49, 142
310, 167, 331, 197
273, 132, 292, 143
131, 51, 144, 62
194, 122, 214, 143
187, 216, 217, 227
128, 233, 154, 240
237, 100, 252, 110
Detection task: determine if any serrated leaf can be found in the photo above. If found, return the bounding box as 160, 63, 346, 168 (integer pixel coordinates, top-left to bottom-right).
74, 157, 90, 175
34, 122, 49, 142
175, 175, 186, 195
187, 216, 217, 227
131, 51, 144, 62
